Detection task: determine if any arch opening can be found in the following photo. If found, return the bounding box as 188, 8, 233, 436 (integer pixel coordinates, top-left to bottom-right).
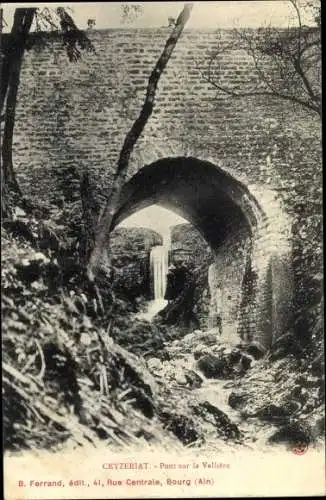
111, 157, 292, 347
112, 157, 264, 251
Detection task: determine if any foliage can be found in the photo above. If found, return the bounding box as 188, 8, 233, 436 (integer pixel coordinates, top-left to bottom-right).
1, 225, 173, 450
29, 7, 95, 61
120, 4, 144, 25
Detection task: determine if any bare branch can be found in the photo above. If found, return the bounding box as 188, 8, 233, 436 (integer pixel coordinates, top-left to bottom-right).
289, 0, 302, 54
200, 69, 320, 115
203, 3, 321, 117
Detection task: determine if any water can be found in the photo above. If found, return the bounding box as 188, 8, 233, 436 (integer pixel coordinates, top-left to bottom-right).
137, 232, 170, 321
150, 245, 168, 300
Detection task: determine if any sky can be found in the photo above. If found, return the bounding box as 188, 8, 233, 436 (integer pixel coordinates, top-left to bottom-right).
1, 1, 319, 32
118, 205, 188, 233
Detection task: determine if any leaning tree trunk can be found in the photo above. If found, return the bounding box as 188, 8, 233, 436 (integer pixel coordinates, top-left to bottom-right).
87, 3, 193, 281
1, 8, 36, 219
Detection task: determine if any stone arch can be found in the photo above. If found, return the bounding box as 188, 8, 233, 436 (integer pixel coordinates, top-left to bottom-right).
113, 157, 293, 347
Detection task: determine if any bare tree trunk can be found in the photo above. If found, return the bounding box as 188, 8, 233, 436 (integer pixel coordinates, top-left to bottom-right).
87, 3, 193, 280
1, 8, 36, 218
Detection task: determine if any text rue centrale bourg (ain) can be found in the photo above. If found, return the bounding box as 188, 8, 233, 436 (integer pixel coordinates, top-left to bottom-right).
17, 461, 230, 488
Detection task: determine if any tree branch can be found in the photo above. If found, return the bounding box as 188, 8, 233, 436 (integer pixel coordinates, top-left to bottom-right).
289, 0, 302, 55
87, 3, 193, 279
293, 56, 320, 106
203, 5, 321, 118
201, 69, 320, 114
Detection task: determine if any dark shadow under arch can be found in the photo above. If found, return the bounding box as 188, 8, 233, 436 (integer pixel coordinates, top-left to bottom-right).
112, 157, 264, 251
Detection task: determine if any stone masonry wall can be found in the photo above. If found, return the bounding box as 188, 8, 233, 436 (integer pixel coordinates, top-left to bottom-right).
13, 28, 321, 204
208, 226, 252, 342
11, 28, 322, 345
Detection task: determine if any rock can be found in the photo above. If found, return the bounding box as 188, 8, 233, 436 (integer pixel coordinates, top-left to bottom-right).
269, 331, 302, 360
228, 391, 248, 410
174, 371, 187, 385
282, 400, 302, 415
181, 332, 197, 345
193, 401, 241, 440
184, 370, 203, 389
245, 341, 266, 360
128, 387, 155, 419
197, 354, 226, 379
229, 349, 242, 364
159, 411, 200, 445
256, 403, 292, 422
197, 331, 219, 346
112, 343, 159, 399
147, 357, 163, 373
268, 421, 311, 448
193, 344, 212, 360
14, 207, 27, 218
31, 252, 50, 263
80, 333, 92, 346
239, 353, 253, 371
290, 385, 309, 405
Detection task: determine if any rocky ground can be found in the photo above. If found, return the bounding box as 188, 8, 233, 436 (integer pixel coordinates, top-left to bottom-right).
2, 213, 325, 456
145, 329, 325, 452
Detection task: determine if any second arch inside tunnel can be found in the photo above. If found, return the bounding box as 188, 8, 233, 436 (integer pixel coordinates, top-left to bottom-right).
111, 157, 293, 347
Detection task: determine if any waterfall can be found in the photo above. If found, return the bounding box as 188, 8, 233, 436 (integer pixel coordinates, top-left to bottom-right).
150, 233, 170, 300
136, 230, 170, 321
135, 231, 170, 321
150, 247, 166, 299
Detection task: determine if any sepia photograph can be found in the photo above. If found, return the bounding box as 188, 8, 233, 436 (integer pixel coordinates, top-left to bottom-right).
1, 1, 324, 498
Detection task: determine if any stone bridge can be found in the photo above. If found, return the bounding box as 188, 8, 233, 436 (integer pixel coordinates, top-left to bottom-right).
13, 28, 321, 347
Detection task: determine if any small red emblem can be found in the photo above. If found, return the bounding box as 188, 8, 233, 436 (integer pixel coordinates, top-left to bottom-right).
292, 442, 308, 455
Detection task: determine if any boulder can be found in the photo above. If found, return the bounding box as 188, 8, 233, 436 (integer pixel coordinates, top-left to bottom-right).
245, 341, 266, 360
193, 344, 212, 360
193, 401, 242, 440
197, 331, 219, 346
255, 403, 292, 422
197, 354, 226, 379
239, 353, 253, 371
268, 421, 311, 448
174, 371, 188, 385
290, 385, 309, 405
184, 370, 204, 389
228, 391, 248, 410
229, 349, 242, 364
159, 411, 201, 445
147, 357, 163, 373
112, 343, 159, 398
269, 331, 302, 360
